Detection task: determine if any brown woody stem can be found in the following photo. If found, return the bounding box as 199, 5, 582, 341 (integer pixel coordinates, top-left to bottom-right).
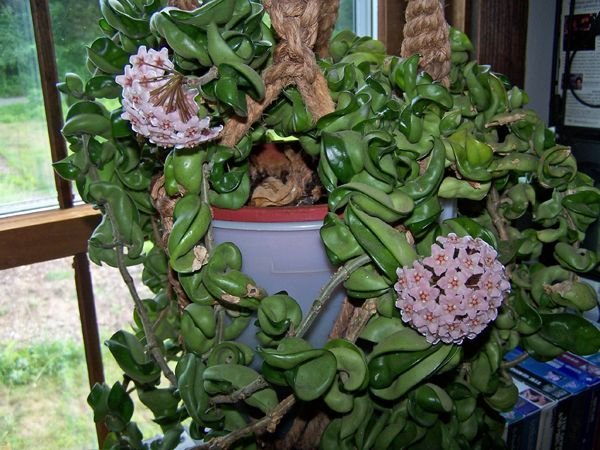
193, 395, 296, 450
202, 162, 215, 253
210, 376, 270, 405
294, 254, 371, 339
344, 298, 378, 343
487, 186, 510, 241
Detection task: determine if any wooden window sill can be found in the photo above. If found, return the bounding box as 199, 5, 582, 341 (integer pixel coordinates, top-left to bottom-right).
0, 205, 101, 269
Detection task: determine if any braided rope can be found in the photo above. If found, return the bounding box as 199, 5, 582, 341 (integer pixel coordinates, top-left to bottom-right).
314, 0, 340, 58
401, 0, 451, 86
221, 0, 335, 147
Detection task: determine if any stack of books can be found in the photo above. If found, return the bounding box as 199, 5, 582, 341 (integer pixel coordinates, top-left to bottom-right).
502, 347, 600, 449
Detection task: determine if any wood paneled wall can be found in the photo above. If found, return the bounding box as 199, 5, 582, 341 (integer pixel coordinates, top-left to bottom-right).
377, 0, 530, 87
468, 0, 529, 88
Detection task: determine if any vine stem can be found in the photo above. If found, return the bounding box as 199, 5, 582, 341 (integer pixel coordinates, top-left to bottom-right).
188, 66, 219, 90
210, 376, 270, 405
202, 162, 215, 253
484, 111, 528, 128
109, 209, 178, 386
192, 395, 296, 450
487, 185, 510, 241
215, 305, 225, 345
500, 350, 529, 370
344, 298, 378, 343
83, 136, 177, 386
294, 254, 371, 339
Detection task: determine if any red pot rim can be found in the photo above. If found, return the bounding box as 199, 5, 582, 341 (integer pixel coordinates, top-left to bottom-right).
212, 204, 329, 222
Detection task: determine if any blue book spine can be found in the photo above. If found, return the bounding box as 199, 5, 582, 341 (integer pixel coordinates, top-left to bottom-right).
505, 351, 573, 450
511, 378, 557, 450
557, 352, 600, 450
508, 366, 571, 450
506, 347, 600, 449
503, 396, 541, 450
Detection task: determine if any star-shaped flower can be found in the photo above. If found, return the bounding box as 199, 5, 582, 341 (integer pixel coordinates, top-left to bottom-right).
116, 46, 222, 148
395, 234, 510, 345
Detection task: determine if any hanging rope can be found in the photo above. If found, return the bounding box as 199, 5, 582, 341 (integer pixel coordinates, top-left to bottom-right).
314, 0, 340, 58
401, 0, 451, 86
221, 0, 335, 147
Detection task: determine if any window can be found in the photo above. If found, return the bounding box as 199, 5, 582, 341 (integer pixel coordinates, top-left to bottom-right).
0, 258, 158, 450
0, 1, 105, 217
0, 0, 55, 215
336, 0, 377, 37
0, 259, 98, 449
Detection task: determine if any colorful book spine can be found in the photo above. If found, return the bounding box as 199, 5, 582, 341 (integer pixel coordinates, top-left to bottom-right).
502, 393, 541, 450
502, 378, 557, 450
505, 348, 577, 449
505, 347, 600, 449
557, 352, 600, 450
508, 365, 570, 449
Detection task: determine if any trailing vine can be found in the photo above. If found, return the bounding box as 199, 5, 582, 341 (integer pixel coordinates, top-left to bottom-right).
54, 1, 600, 449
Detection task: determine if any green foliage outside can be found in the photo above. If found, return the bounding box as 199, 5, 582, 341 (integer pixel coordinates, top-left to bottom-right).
0, 338, 160, 450
49, 0, 103, 80
0, 340, 82, 385
0, 0, 99, 98
336, 0, 354, 33
0, 99, 44, 123
0, 1, 36, 98
0, 0, 100, 210
0, 118, 55, 208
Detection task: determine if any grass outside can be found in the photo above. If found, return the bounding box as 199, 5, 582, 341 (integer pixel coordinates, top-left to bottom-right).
0, 259, 161, 450
0, 340, 100, 450
0, 99, 56, 209
0, 339, 161, 450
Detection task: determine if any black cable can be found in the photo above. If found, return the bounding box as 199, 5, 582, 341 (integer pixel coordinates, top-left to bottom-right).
566, 50, 600, 107
564, 0, 600, 108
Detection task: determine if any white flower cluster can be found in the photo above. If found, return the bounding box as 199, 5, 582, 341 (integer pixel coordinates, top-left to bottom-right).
395, 234, 510, 345
115, 46, 222, 148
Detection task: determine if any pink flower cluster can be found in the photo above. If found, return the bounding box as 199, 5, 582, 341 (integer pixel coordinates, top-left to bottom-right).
394, 234, 510, 345
115, 46, 222, 148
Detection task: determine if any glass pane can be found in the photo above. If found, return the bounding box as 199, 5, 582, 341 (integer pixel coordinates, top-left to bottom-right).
49, 0, 101, 81
337, 0, 355, 31
336, 0, 374, 37
0, 1, 55, 216
0, 258, 160, 449
0, 258, 96, 449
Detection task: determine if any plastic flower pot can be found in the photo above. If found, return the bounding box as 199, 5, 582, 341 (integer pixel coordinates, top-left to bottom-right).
212, 204, 344, 347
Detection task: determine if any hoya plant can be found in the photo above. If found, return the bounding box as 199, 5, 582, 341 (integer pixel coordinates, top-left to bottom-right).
55, 0, 600, 449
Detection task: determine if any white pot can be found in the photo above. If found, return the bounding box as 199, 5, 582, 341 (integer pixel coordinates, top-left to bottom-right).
212, 204, 344, 348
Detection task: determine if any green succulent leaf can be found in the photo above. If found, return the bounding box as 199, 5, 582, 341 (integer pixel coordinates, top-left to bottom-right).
105, 331, 161, 385
539, 313, 600, 355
